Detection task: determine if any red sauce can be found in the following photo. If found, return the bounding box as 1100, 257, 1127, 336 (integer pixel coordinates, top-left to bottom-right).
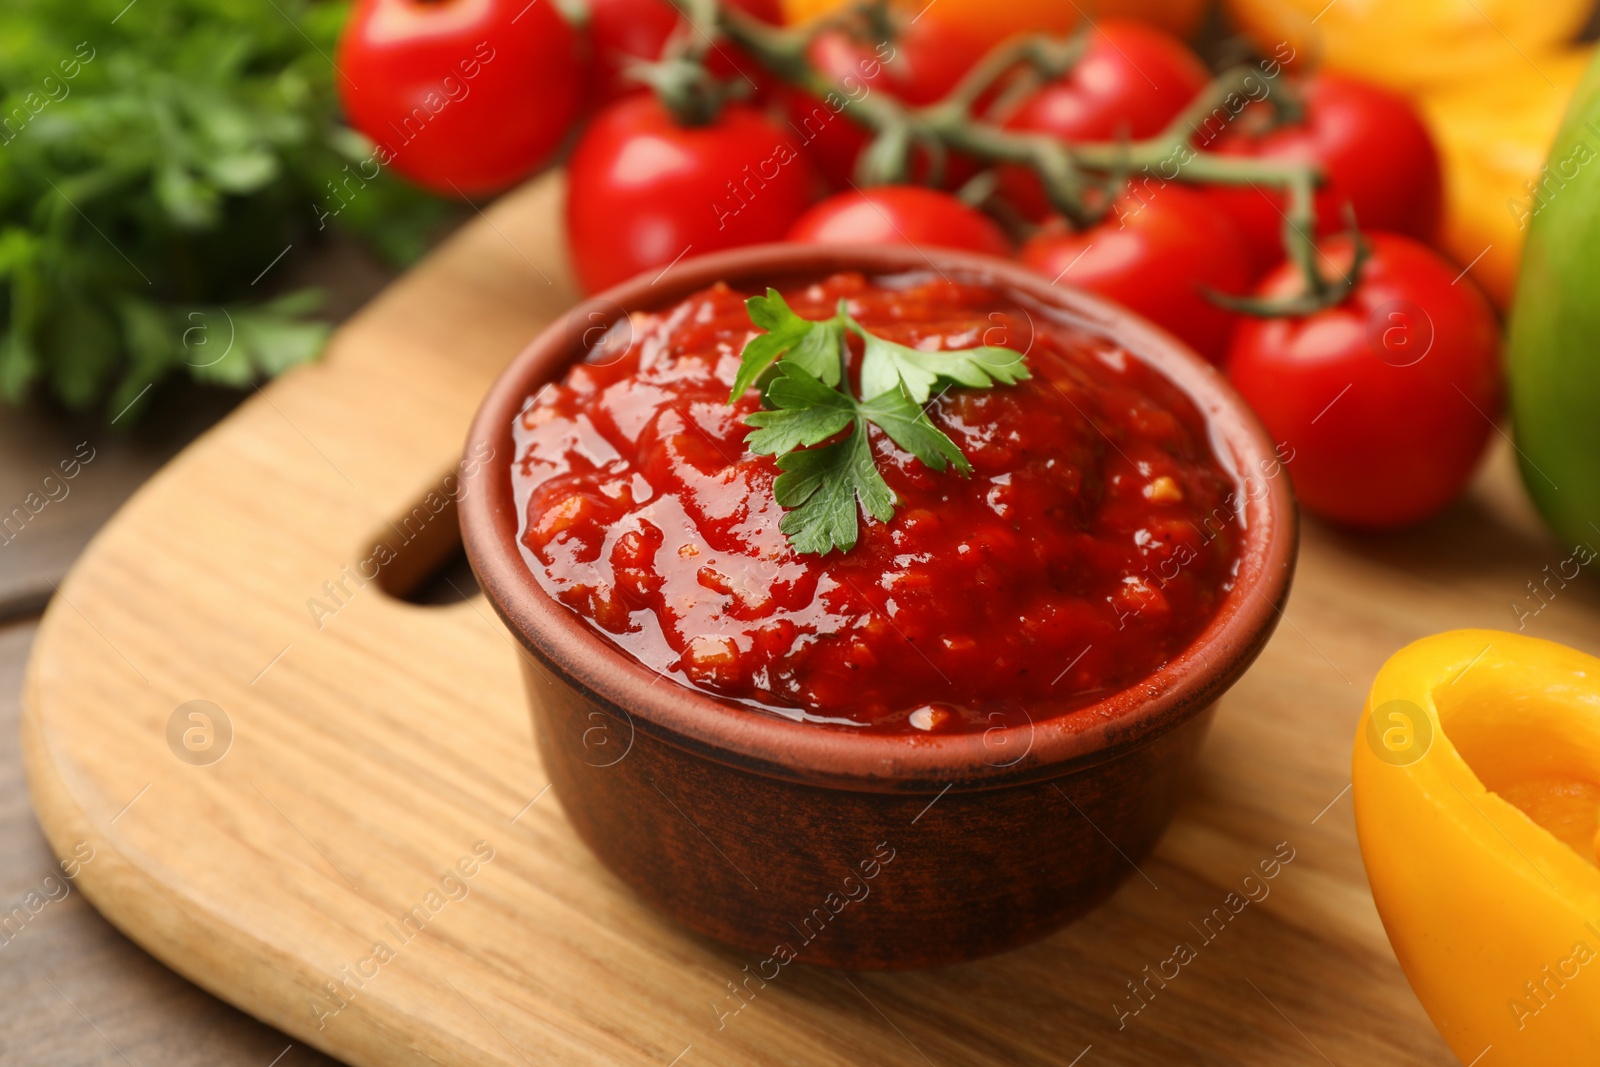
512, 273, 1242, 734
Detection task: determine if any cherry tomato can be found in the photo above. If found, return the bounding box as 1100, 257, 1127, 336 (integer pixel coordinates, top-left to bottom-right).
779, 17, 984, 188
1205, 73, 1443, 273
1226, 233, 1502, 528
787, 186, 1010, 256
587, 0, 782, 104
996, 20, 1211, 221
566, 95, 821, 293
337, 0, 582, 196
1019, 183, 1252, 364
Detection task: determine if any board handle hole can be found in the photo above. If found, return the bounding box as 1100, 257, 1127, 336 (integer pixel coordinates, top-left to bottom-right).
401, 544, 480, 606
370, 475, 481, 607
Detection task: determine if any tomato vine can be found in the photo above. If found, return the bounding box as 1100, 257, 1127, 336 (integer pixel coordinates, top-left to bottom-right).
655, 0, 1363, 313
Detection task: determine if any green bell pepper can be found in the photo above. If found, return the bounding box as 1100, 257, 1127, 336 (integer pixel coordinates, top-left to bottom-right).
1507, 49, 1600, 545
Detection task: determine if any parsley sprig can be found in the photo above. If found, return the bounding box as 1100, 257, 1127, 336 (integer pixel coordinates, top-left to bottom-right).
0, 0, 448, 420
728, 290, 1031, 556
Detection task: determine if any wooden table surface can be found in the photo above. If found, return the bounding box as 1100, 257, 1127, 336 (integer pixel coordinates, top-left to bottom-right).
0, 619, 340, 1067
0, 236, 398, 1067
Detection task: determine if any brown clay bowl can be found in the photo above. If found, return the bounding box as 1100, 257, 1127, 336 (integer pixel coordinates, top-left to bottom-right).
459, 243, 1297, 970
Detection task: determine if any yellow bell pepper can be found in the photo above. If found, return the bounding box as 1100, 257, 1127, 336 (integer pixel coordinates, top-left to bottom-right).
1354, 630, 1600, 1064
1223, 0, 1593, 94
1418, 49, 1595, 310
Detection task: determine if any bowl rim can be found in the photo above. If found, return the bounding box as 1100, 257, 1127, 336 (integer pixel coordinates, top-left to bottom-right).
459, 243, 1297, 792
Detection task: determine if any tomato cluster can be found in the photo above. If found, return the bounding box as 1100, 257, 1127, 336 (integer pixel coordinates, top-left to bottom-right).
336, 1, 1504, 531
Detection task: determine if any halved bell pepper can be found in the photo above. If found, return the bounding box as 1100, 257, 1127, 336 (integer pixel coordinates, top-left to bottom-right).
1354, 630, 1600, 1064
1224, 0, 1593, 94
1421, 47, 1595, 309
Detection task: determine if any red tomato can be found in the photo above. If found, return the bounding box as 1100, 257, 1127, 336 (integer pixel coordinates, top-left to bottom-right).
997, 20, 1211, 221
1226, 233, 1502, 528
1019, 183, 1252, 363
1205, 73, 1443, 273
780, 18, 984, 188
566, 95, 821, 293
337, 0, 581, 196
587, 0, 782, 104
787, 186, 1010, 256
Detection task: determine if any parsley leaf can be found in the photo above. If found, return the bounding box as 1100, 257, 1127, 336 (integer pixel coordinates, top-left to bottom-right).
857, 332, 1032, 403
857, 388, 971, 475
748, 361, 970, 476
772, 425, 894, 556
744, 362, 856, 456
730, 291, 1031, 555
728, 289, 843, 401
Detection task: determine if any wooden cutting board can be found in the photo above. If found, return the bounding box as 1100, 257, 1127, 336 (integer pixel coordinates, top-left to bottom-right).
21, 169, 1596, 1067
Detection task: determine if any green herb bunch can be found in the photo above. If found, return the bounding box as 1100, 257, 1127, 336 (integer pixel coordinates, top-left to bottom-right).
0, 0, 448, 419
730, 290, 1031, 556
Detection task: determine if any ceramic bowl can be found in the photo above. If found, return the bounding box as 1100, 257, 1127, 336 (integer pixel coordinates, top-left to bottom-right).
460, 244, 1296, 969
